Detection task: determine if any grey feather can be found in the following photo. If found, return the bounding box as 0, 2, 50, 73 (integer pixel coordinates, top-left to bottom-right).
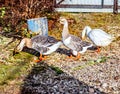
31, 35, 61, 55
68, 35, 92, 52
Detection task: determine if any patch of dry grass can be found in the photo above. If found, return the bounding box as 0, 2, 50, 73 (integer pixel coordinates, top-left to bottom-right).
49, 13, 120, 40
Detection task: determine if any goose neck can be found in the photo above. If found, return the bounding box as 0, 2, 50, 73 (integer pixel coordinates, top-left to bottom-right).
24, 38, 32, 48
62, 22, 69, 39
82, 26, 91, 39
86, 26, 91, 35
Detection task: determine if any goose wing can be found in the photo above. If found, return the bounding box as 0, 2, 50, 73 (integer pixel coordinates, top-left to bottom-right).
70, 34, 82, 42
68, 35, 92, 52
33, 43, 49, 53
31, 35, 59, 47
88, 29, 112, 46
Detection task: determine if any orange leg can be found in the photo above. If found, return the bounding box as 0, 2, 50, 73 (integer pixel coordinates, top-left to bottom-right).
41, 56, 47, 61
35, 54, 47, 63
73, 53, 81, 60
39, 54, 43, 61
67, 55, 74, 59
96, 47, 101, 53
67, 53, 80, 60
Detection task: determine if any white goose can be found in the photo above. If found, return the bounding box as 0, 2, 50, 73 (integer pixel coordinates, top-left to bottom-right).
82, 26, 113, 52
60, 17, 93, 59
16, 35, 62, 62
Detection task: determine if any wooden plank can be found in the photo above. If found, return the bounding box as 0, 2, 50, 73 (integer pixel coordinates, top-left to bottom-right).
56, 4, 114, 9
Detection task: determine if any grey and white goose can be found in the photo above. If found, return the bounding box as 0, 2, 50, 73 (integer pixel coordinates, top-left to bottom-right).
16, 35, 62, 61
59, 17, 93, 59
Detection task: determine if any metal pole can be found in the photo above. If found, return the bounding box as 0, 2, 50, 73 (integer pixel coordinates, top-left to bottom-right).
113, 0, 118, 14
101, 0, 104, 8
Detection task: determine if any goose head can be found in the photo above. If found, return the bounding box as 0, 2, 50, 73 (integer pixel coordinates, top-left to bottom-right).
82, 26, 92, 40
59, 17, 69, 39
59, 17, 68, 25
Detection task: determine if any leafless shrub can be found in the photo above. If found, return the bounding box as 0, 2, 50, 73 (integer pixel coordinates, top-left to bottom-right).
0, 0, 55, 33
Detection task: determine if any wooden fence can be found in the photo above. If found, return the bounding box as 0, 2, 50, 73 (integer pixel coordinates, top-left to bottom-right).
54, 0, 120, 13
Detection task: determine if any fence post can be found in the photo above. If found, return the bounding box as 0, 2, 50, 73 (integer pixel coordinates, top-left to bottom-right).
101, 0, 104, 8
113, 0, 118, 14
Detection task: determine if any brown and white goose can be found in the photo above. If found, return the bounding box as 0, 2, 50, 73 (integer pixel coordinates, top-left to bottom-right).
16, 35, 62, 62
59, 17, 93, 59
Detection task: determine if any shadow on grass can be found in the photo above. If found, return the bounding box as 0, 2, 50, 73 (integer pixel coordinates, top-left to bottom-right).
20, 62, 107, 94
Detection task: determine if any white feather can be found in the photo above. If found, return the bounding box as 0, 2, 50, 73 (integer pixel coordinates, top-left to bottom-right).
83, 26, 113, 47
43, 41, 62, 55
79, 44, 93, 54
17, 39, 25, 51
63, 36, 71, 46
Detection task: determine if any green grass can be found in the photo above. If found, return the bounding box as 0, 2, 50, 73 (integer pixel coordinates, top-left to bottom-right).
0, 52, 35, 85
50, 65, 64, 75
